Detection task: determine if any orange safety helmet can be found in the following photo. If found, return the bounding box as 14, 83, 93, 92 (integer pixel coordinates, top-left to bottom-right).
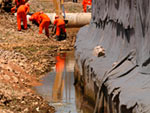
25, 3, 29, 7
55, 15, 59, 19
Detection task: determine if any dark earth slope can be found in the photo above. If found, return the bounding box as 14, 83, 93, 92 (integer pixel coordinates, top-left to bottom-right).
75, 0, 150, 113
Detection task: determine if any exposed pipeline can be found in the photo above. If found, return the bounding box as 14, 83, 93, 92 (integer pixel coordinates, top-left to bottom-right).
15, 13, 91, 28
46, 13, 91, 27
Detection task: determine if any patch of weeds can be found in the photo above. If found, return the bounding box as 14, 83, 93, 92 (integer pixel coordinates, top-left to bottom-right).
5, 31, 11, 37
31, 32, 34, 36
27, 45, 38, 52
14, 35, 24, 41
13, 46, 30, 56
0, 33, 2, 39
50, 45, 58, 48
36, 5, 40, 8
35, 35, 40, 38
29, 8, 36, 13
33, 70, 43, 76
31, 57, 39, 62
37, 45, 58, 52
13, 46, 38, 58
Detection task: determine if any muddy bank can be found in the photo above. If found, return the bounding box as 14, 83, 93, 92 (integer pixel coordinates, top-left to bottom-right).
0, 49, 55, 113
75, 0, 150, 113
0, 9, 78, 113
0, 0, 82, 111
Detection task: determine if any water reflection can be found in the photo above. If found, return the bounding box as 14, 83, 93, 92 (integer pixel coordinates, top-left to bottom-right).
35, 51, 94, 113
35, 52, 78, 113
52, 53, 65, 102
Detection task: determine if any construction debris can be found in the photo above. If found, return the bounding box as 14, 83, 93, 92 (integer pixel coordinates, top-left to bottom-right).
93, 45, 105, 57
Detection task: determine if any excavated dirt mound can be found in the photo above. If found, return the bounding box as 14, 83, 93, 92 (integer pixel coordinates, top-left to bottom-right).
29, 0, 83, 13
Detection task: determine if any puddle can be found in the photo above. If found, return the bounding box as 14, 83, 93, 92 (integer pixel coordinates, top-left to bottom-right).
35, 51, 94, 113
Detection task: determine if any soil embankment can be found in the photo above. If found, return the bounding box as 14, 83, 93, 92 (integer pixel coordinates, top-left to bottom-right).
0, 0, 81, 112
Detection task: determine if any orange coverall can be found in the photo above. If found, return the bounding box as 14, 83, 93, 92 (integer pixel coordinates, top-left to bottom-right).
53, 18, 66, 37
17, 5, 29, 31
29, 12, 41, 24
82, 0, 92, 12
11, 0, 26, 14
38, 13, 50, 37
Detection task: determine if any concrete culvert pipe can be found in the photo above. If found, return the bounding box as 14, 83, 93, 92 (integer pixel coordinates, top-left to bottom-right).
46, 13, 92, 27
15, 13, 91, 28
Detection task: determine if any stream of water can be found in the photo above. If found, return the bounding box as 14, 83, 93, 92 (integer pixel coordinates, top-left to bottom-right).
35, 51, 93, 113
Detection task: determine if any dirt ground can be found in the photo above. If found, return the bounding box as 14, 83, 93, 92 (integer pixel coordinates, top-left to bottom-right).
0, 0, 82, 112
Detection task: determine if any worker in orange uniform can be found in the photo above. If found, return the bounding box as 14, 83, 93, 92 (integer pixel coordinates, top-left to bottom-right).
52, 15, 66, 41
17, 3, 29, 31
37, 12, 51, 38
29, 12, 41, 25
11, 0, 27, 14
82, 0, 92, 12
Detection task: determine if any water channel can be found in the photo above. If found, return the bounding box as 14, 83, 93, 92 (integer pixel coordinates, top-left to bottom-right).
35, 51, 94, 113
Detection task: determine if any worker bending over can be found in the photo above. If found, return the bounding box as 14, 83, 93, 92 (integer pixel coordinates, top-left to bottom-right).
38, 12, 51, 38
17, 3, 29, 31
52, 15, 66, 41
82, 0, 92, 12
11, 0, 27, 14
29, 12, 41, 25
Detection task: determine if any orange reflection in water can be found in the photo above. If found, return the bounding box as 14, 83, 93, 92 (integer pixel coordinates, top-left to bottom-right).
52, 53, 66, 102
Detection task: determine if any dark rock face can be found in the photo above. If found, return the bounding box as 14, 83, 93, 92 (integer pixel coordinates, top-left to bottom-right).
75, 0, 150, 113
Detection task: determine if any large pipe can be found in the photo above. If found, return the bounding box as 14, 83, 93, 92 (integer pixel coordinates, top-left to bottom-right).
16, 13, 91, 27
46, 13, 91, 27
